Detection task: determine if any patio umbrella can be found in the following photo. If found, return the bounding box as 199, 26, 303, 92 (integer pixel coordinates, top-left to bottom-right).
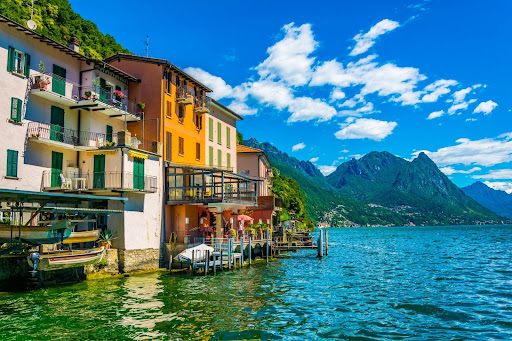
237, 215, 252, 221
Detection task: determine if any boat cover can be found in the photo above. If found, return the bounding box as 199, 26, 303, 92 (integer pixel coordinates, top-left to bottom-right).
176, 244, 214, 262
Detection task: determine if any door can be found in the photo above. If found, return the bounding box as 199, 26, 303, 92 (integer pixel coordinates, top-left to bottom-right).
52, 64, 66, 96
93, 154, 105, 189
51, 151, 63, 187
99, 78, 107, 102
50, 106, 64, 142
133, 157, 145, 190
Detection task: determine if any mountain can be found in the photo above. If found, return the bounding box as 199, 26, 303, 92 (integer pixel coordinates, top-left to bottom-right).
245, 138, 505, 226
1, 0, 130, 59
462, 182, 512, 219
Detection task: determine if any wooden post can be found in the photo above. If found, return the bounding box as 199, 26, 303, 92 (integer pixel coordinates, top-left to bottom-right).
248, 236, 252, 266
228, 238, 232, 270
325, 229, 329, 255
240, 237, 244, 266
213, 250, 216, 275
220, 248, 223, 271
205, 250, 209, 276
318, 228, 323, 258
191, 250, 195, 275
266, 228, 269, 263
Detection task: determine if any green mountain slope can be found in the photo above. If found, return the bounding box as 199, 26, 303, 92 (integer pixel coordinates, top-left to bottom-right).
1, 0, 130, 59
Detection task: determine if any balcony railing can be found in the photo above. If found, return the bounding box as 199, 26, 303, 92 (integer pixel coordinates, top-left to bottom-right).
42, 170, 157, 193
166, 166, 257, 205
194, 95, 210, 113
175, 86, 194, 104
27, 121, 116, 148
30, 72, 81, 100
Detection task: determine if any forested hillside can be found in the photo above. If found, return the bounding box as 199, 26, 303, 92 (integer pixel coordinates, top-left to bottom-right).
0, 0, 130, 59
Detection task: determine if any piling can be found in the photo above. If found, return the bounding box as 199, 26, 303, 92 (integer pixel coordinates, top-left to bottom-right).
191, 250, 195, 274
318, 228, 323, 258
205, 250, 209, 276
240, 238, 244, 266
228, 238, 232, 270
213, 250, 216, 275
266, 228, 269, 263
248, 237, 252, 266
325, 229, 329, 255
220, 249, 223, 271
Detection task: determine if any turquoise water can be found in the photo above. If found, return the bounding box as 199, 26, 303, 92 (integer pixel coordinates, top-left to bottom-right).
1, 225, 512, 340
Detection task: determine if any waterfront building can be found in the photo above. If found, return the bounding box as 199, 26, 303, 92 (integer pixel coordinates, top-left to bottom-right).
104, 55, 257, 255
0, 14, 162, 272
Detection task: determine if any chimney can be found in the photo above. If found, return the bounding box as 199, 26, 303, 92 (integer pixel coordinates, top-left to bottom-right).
68, 37, 80, 52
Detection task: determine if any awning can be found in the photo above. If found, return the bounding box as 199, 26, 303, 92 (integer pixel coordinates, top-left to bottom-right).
127, 150, 148, 159
0, 189, 127, 204
17, 206, 123, 214
86, 150, 117, 156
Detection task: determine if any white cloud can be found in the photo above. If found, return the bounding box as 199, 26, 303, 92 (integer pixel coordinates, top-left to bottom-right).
447, 101, 468, 115
287, 97, 338, 122
335, 118, 397, 141
350, 19, 400, 56
227, 100, 257, 116
472, 169, 512, 180
452, 87, 472, 104
356, 102, 375, 113
427, 110, 445, 120
330, 88, 346, 102
309, 157, 319, 163
473, 100, 498, 115
440, 166, 482, 175
350, 154, 365, 160
413, 133, 512, 167
340, 149, 349, 153
241, 79, 294, 110
421, 79, 457, 103
292, 142, 306, 152
183, 67, 233, 99
256, 23, 317, 86
318, 165, 337, 176
483, 181, 512, 194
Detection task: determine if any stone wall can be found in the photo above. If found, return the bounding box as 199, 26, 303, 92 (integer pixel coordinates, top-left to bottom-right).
84, 249, 119, 276
118, 248, 160, 273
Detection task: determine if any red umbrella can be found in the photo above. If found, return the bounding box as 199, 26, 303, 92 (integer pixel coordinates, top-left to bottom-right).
237, 214, 252, 221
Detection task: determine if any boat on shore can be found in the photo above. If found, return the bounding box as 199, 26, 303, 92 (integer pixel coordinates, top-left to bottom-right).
57, 229, 101, 244
0, 220, 73, 245
27, 246, 105, 271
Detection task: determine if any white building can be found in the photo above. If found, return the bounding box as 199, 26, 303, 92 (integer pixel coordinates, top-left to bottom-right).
0, 14, 162, 272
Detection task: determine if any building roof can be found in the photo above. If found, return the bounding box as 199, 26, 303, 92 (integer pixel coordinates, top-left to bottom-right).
0, 189, 127, 204
103, 53, 212, 92
237, 145, 272, 169
0, 14, 139, 83
210, 99, 243, 121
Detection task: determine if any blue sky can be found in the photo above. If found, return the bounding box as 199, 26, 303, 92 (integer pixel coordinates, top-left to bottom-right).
70, 0, 512, 192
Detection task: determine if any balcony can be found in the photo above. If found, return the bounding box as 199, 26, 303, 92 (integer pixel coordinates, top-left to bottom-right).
175, 86, 194, 105
194, 95, 210, 113
29, 73, 142, 122
166, 166, 257, 206
256, 195, 283, 211
27, 121, 116, 151
42, 170, 157, 193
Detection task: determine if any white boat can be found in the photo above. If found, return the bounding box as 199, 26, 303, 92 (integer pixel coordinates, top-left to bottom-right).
176, 244, 214, 262
58, 229, 101, 244
0, 220, 73, 244
27, 246, 105, 271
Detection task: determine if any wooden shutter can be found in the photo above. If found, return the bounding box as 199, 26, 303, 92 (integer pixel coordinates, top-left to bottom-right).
217, 122, 222, 144
11, 98, 22, 122
23, 53, 30, 78
226, 127, 231, 148
167, 101, 172, 118
99, 78, 107, 101
227, 153, 231, 170
179, 137, 184, 155
196, 142, 200, 161
106, 125, 113, 142
133, 157, 145, 190
208, 118, 213, 141
51, 151, 63, 187
6, 150, 18, 177
209, 146, 213, 166
7, 46, 14, 72
218, 149, 222, 168
166, 132, 172, 161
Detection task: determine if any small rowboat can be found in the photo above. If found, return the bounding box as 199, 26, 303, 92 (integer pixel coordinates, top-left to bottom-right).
57, 229, 101, 244
0, 220, 73, 245
27, 246, 105, 271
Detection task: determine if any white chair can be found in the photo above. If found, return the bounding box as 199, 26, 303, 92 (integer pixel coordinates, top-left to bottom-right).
59, 173, 71, 189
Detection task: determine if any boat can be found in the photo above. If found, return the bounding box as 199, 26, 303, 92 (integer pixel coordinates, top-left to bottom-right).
176, 244, 214, 262
57, 229, 101, 244
27, 246, 105, 271
0, 220, 73, 244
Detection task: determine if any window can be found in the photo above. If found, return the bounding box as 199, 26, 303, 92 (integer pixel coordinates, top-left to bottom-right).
217, 122, 222, 144
196, 142, 201, 161
194, 114, 202, 130
218, 149, 222, 168
166, 132, 172, 161
209, 146, 213, 166
178, 105, 185, 123
106, 125, 113, 143
166, 101, 172, 118
208, 118, 213, 141
6, 150, 18, 178
7, 47, 30, 77
10, 98, 22, 122
227, 153, 231, 170
178, 137, 184, 156
226, 127, 231, 149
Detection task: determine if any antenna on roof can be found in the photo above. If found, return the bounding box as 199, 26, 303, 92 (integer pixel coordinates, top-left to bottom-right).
142, 35, 149, 57
25, 0, 38, 30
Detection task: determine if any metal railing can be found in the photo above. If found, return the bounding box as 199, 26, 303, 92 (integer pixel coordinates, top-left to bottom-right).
30, 72, 81, 100
194, 95, 210, 111
42, 170, 157, 193
175, 86, 194, 100
81, 85, 142, 119
27, 121, 117, 148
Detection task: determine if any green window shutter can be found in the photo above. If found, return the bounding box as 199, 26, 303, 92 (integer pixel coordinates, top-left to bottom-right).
133, 157, 145, 190
6, 150, 18, 177
208, 118, 213, 141
51, 151, 63, 187
226, 127, 231, 148
218, 149, 222, 168
227, 153, 231, 170
99, 78, 107, 102
93, 154, 105, 189
11, 98, 22, 122
106, 125, 113, 142
209, 146, 213, 166
217, 122, 222, 144
23, 53, 30, 78
7, 46, 14, 72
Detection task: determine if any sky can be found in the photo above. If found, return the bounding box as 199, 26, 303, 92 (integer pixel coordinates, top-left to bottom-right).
69, 0, 512, 193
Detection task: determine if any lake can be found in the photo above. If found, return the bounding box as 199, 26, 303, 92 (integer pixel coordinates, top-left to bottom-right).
1, 225, 512, 340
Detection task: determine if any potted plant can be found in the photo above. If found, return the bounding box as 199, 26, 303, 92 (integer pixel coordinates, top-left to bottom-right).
137, 102, 145, 111
113, 90, 126, 102
229, 228, 237, 238
37, 61, 51, 89
84, 90, 92, 100
117, 130, 131, 146
98, 229, 116, 249
92, 78, 100, 100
